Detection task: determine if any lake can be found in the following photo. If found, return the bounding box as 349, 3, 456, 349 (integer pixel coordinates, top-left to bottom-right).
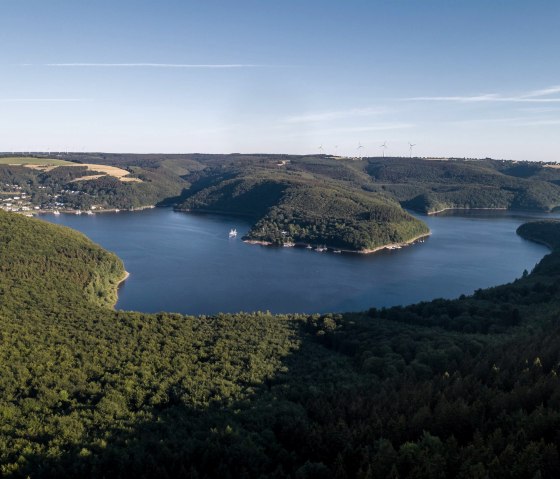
43, 208, 556, 315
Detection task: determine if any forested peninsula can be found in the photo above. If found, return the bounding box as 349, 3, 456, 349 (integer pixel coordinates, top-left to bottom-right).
3, 154, 560, 252
2, 210, 560, 477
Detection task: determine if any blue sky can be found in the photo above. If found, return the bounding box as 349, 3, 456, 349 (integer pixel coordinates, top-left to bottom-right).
1, 0, 559, 160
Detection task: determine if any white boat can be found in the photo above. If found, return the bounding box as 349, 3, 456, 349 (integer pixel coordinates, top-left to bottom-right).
283, 242, 295, 247
53, 210, 60, 215
75, 210, 82, 215
86, 210, 94, 216
333, 250, 342, 254
306, 245, 313, 249
229, 228, 237, 238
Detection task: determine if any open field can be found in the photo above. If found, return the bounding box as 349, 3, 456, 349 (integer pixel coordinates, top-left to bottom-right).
70, 174, 106, 182
0, 156, 74, 166
78, 163, 142, 182
0, 156, 142, 183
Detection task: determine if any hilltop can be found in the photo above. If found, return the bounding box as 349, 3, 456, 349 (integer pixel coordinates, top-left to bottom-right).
176, 174, 428, 252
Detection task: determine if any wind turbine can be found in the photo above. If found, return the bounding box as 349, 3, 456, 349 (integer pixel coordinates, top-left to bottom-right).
357, 142, 364, 159
408, 142, 416, 158
380, 141, 387, 158
334, 145, 338, 157
318, 144, 324, 155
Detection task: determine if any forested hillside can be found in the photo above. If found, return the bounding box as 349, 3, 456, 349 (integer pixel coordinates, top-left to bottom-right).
2, 211, 560, 477
4, 153, 560, 250
0, 155, 187, 212
173, 154, 560, 249
177, 174, 428, 251
0, 210, 126, 309
5, 154, 560, 217
363, 158, 560, 213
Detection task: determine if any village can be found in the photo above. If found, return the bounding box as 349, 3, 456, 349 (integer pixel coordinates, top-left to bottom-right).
0, 182, 102, 216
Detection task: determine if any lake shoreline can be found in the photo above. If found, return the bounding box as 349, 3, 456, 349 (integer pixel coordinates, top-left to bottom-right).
516, 235, 554, 252
243, 232, 431, 255
113, 270, 130, 309
174, 207, 257, 219
352, 232, 432, 254
35, 205, 156, 216
44, 207, 554, 315
427, 207, 508, 216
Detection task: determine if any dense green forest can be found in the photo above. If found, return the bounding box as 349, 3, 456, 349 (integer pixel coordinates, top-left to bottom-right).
5, 154, 560, 217
177, 174, 428, 251
171, 155, 432, 250
2, 210, 560, 477
172, 155, 560, 249
364, 158, 560, 213
0, 156, 187, 211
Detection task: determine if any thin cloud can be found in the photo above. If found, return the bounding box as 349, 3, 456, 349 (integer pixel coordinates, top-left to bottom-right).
285, 107, 386, 123
277, 122, 413, 141
405, 85, 560, 103
521, 85, 560, 98
34, 63, 265, 68
452, 116, 560, 127
453, 116, 532, 125
503, 98, 560, 103
517, 106, 560, 113
407, 94, 501, 103
515, 118, 560, 127
319, 123, 414, 134
409, 96, 560, 103
0, 98, 93, 102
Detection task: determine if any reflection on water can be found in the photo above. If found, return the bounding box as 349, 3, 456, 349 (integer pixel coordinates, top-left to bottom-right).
43, 208, 557, 315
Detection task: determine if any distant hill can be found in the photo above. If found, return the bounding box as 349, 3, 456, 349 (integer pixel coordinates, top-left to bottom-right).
362, 158, 560, 213
3, 153, 560, 250
173, 155, 560, 249
0, 154, 188, 211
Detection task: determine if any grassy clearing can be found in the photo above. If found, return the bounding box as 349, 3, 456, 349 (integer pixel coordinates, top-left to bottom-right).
0, 157, 142, 183
68, 163, 143, 183
70, 174, 106, 182
0, 156, 73, 166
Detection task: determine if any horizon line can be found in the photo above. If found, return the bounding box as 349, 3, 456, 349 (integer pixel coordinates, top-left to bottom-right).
1, 151, 557, 163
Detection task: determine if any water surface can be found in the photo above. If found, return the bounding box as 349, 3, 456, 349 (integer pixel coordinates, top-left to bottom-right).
43, 208, 556, 315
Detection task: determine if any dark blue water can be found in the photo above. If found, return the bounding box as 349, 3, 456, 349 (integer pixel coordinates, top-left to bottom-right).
42, 208, 556, 315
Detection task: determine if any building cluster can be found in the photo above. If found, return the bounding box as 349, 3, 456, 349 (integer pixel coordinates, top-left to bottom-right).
1, 182, 67, 214
1, 189, 38, 214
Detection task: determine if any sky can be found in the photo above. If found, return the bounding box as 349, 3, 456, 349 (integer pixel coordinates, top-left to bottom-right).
1, 0, 559, 161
